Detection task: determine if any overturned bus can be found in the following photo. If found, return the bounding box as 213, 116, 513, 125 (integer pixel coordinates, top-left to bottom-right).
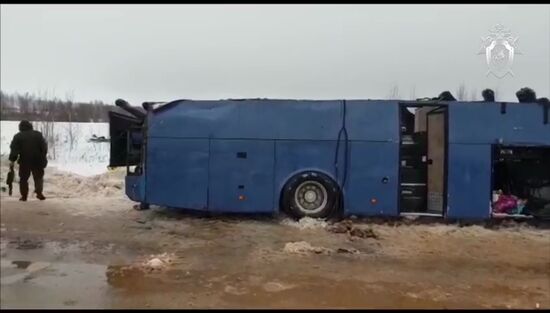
108, 98, 550, 221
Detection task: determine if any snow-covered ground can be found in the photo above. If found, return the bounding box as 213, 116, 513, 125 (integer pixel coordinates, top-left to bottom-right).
0, 121, 110, 176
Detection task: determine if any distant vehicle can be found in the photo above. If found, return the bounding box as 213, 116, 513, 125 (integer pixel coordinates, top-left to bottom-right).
88, 135, 109, 143
109, 98, 550, 221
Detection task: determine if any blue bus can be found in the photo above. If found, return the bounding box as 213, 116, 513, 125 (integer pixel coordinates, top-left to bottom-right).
109, 98, 550, 221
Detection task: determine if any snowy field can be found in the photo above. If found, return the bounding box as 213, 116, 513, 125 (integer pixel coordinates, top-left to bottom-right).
0, 120, 110, 176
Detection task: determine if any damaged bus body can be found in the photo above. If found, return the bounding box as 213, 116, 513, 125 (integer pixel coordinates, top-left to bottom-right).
109, 98, 550, 221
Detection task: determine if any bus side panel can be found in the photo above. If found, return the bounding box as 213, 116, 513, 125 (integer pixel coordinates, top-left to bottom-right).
274, 140, 338, 210
449, 103, 550, 145
209, 139, 275, 213
236, 101, 342, 140
346, 100, 399, 142
146, 138, 209, 210
148, 100, 343, 141
345, 141, 399, 216
446, 144, 492, 219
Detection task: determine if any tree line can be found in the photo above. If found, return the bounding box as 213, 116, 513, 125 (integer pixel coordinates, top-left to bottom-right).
0, 90, 115, 123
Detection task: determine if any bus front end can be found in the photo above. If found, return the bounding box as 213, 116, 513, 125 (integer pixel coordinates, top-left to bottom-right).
109, 99, 147, 207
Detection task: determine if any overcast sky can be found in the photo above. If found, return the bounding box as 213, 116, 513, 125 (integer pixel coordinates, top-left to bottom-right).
1, 4, 549, 104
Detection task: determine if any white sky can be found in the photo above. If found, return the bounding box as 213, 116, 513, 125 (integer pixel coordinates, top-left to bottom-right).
1, 4, 549, 104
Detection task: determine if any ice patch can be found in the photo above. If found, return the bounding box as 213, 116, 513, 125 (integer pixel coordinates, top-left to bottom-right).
283, 241, 332, 255
145, 258, 164, 268
26, 262, 51, 273
141, 253, 175, 271
262, 281, 296, 292
107, 253, 177, 279
280, 217, 328, 230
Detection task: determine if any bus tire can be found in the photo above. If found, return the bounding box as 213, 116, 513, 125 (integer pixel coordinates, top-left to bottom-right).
282, 171, 340, 219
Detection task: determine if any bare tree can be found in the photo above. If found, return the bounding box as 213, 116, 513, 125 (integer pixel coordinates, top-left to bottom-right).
409, 85, 416, 100
35, 92, 58, 161
18, 93, 32, 116
35, 120, 56, 161
64, 91, 80, 151
387, 84, 400, 99
456, 83, 467, 101
0, 91, 17, 118
470, 88, 478, 101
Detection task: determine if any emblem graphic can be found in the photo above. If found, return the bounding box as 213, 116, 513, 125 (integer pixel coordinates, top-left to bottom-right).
478, 24, 521, 79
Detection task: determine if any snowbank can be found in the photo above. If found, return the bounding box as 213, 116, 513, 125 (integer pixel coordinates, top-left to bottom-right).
0, 157, 125, 199
0, 120, 110, 177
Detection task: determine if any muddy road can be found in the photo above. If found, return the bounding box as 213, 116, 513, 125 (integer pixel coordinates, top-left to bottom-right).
1, 194, 549, 309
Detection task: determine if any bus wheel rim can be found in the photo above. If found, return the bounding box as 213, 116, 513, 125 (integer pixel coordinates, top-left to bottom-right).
294, 180, 328, 214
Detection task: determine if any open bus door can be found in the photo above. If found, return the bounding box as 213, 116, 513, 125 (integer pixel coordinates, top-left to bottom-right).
108, 110, 144, 172
399, 103, 447, 216
426, 108, 447, 215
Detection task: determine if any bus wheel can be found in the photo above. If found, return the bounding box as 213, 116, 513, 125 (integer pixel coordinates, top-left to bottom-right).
282, 171, 340, 219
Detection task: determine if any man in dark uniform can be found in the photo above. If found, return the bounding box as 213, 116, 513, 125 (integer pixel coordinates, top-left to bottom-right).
516, 87, 537, 103
8, 120, 48, 201
482, 89, 495, 102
